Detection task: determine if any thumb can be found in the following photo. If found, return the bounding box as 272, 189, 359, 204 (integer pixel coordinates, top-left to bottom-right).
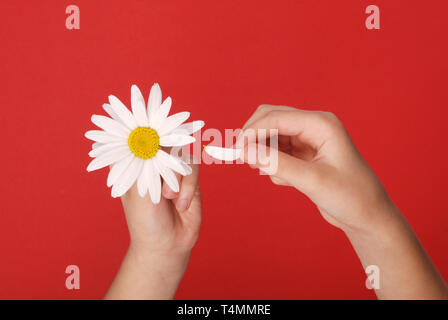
243, 143, 321, 195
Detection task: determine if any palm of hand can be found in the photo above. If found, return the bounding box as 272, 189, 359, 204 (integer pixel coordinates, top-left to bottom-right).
276, 131, 388, 232
121, 183, 202, 255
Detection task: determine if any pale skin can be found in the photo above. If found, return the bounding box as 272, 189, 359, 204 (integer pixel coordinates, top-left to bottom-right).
106, 105, 448, 300
105, 159, 201, 300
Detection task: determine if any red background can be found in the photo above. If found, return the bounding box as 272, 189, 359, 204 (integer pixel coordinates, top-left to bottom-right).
0, 1, 447, 299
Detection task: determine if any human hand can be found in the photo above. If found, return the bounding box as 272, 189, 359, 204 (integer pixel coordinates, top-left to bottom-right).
237, 105, 448, 299
237, 105, 395, 234
105, 159, 201, 299
120, 159, 201, 256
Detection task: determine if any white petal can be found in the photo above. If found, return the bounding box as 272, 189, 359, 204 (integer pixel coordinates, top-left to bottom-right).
172, 120, 205, 135
155, 150, 188, 176
204, 145, 242, 161
150, 97, 172, 128
87, 147, 131, 172
147, 83, 162, 124
107, 153, 134, 187
154, 156, 179, 192
157, 111, 190, 135
89, 141, 128, 158
92, 142, 102, 149
102, 103, 124, 125
131, 85, 149, 127
91, 115, 130, 137
158, 97, 172, 120
180, 160, 193, 175
145, 159, 161, 204
137, 162, 149, 197
111, 157, 144, 198
108, 95, 138, 130
85, 130, 123, 143
159, 134, 195, 147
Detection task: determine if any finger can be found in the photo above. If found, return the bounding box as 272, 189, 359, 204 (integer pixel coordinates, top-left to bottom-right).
175, 162, 200, 212
236, 105, 296, 149
241, 104, 297, 131
238, 109, 336, 150
120, 181, 169, 222
180, 182, 202, 230
278, 135, 291, 150
269, 175, 291, 186
243, 143, 320, 195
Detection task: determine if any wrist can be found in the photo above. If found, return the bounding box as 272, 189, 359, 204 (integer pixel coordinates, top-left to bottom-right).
342, 197, 403, 241
105, 243, 191, 300
127, 242, 192, 281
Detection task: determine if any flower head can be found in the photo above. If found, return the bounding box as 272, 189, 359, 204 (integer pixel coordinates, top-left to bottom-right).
85, 83, 204, 203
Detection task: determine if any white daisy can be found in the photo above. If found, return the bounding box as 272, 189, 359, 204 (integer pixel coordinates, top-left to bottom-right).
85, 83, 205, 203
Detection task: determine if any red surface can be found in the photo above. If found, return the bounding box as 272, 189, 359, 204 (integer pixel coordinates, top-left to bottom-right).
0, 1, 447, 299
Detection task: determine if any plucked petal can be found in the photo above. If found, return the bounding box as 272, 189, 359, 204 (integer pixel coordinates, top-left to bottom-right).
204, 145, 242, 161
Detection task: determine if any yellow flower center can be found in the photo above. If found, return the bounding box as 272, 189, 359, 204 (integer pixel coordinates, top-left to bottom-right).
128, 127, 160, 159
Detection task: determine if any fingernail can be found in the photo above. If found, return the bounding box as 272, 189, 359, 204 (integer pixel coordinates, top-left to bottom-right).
177, 199, 189, 212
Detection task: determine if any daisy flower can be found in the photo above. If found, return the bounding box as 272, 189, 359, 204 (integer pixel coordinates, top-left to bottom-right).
85, 83, 204, 203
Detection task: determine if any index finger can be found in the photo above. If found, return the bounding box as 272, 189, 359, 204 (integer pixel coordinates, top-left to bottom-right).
237, 108, 334, 150
241, 104, 297, 131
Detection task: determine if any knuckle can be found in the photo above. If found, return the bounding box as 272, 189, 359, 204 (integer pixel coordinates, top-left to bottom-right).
267, 109, 281, 118
266, 110, 282, 127
270, 176, 281, 185
326, 112, 341, 125
256, 104, 271, 113
316, 111, 343, 132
